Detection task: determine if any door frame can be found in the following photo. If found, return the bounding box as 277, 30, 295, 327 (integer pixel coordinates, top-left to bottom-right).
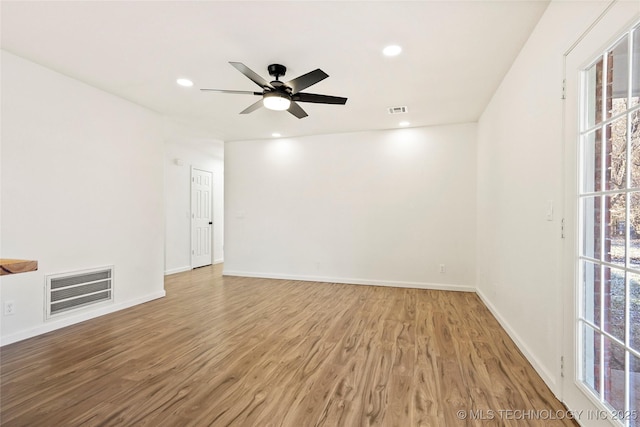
561, 2, 640, 425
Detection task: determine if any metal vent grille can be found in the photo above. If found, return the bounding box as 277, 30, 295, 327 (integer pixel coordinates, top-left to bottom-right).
387, 106, 408, 114
46, 267, 114, 318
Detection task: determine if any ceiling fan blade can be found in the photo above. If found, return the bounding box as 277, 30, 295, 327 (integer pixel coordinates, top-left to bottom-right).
285, 69, 329, 94
287, 101, 308, 119
293, 93, 348, 105
200, 89, 262, 95
229, 62, 274, 89
239, 99, 264, 115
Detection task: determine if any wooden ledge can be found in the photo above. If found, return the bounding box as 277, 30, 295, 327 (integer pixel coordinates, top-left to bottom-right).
0, 259, 38, 276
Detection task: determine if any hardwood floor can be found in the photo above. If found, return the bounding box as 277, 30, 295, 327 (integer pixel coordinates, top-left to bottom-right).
1, 265, 577, 426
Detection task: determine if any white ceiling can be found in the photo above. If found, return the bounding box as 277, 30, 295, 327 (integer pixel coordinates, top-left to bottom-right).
1, 1, 549, 142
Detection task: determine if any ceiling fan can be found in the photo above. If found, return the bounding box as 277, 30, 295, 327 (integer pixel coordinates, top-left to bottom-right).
200, 62, 347, 119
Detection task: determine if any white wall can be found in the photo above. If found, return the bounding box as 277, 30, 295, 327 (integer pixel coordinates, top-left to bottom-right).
225, 124, 477, 290
476, 1, 615, 393
0, 51, 166, 344
164, 139, 224, 274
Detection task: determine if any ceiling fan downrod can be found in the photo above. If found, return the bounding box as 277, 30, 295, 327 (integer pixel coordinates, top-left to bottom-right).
267, 64, 287, 81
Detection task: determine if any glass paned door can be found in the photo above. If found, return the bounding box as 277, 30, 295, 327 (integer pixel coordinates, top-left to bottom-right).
579, 22, 640, 427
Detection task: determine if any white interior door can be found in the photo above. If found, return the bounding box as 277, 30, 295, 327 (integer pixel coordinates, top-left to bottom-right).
563, 3, 640, 426
191, 167, 213, 268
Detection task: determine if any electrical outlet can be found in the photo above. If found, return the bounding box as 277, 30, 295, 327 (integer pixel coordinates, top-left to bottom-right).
439, 264, 446, 273
4, 300, 16, 316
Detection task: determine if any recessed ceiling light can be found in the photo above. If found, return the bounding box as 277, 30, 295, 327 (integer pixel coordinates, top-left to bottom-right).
176, 78, 194, 87
383, 45, 402, 57
272, 133, 282, 137
399, 121, 410, 127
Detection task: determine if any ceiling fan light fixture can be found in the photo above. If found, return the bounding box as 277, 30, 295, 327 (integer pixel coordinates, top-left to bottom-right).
263, 92, 291, 111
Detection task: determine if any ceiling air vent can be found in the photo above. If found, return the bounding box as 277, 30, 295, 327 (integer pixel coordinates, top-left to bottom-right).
387, 106, 408, 114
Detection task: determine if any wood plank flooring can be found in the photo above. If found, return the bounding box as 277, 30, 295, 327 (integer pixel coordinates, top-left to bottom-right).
0, 265, 577, 426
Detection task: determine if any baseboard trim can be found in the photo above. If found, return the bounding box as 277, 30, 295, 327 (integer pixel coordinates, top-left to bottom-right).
222, 270, 475, 292
0, 290, 166, 347
165, 260, 223, 275
475, 288, 558, 394
164, 266, 191, 276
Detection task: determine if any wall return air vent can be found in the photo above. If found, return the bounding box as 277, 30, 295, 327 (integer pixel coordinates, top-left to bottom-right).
387, 106, 408, 114
45, 266, 114, 319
